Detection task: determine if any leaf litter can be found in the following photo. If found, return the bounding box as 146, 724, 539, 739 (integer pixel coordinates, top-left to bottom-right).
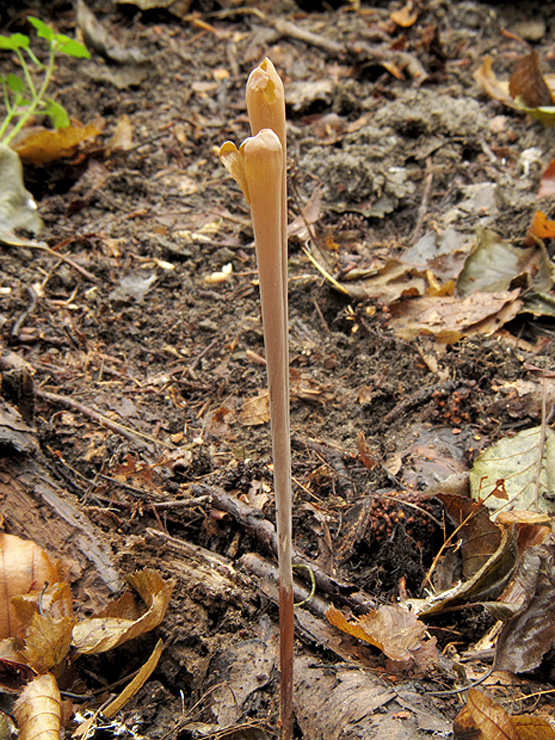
3, 0, 555, 737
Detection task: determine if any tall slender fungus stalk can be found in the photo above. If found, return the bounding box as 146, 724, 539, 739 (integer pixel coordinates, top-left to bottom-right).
219, 59, 293, 740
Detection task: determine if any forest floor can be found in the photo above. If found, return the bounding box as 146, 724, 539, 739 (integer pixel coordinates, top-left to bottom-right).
2, 0, 555, 738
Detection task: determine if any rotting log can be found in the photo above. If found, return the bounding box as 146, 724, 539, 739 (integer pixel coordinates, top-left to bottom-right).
0, 395, 122, 610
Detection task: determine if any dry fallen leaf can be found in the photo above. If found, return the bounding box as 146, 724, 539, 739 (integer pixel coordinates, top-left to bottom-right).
14, 121, 104, 165
0, 534, 60, 640
72, 569, 173, 654
538, 157, 555, 197
388, 289, 522, 343
512, 715, 555, 740
326, 603, 437, 669
474, 55, 555, 124
466, 688, 518, 740
509, 52, 554, 109
13, 673, 62, 740
240, 392, 270, 426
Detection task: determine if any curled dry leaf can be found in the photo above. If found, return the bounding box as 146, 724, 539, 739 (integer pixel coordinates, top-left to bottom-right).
538, 157, 555, 198
509, 53, 554, 109
13, 121, 104, 165
72, 569, 173, 654
326, 603, 437, 670
0, 534, 60, 640
474, 54, 555, 124
13, 673, 61, 740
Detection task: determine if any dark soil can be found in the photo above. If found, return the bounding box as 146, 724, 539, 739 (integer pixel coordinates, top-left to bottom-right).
2, 0, 555, 737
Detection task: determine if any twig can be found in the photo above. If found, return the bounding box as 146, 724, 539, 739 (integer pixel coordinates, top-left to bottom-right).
36, 389, 166, 449
411, 156, 433, 244
271, 18, 428, 82
196, 483, 377, 614
11, 285, 38, 339
14, 240, 97, 282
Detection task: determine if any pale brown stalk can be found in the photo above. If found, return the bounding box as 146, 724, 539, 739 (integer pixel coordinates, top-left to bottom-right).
246, 60, 293, 740
220, 58, 293, 740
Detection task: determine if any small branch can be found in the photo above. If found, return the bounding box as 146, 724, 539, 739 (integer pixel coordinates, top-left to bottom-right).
197, 483, 377, 615
36, 390, 165, 450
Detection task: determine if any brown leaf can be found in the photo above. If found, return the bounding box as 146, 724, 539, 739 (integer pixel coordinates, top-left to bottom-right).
0, 658, 36, 693
0, 534, 60, 640
512, 715, 555, 740
13, 673, 62, 740
14, 121, 104, 165
538, 157, 555, 198
473, 56, 514, 106
72, 569, 173, 654
388, 290, 522, 343
466, 689, 519, 740
18, 613, 74, 674
495, 543, 555, 674
240, 392, 270, 426
357, 431, 379, 471
326, 603, 437, 669
453, 705, 484, 740
509, 53, 554, 109
437, 493, 501, 579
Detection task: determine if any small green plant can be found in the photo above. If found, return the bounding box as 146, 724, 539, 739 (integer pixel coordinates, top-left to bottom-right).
0, 17, 90, 146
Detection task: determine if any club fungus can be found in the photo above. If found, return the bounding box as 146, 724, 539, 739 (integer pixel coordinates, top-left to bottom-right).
219, 59, 293, 740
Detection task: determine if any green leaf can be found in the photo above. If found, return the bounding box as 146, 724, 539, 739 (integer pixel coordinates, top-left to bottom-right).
0, 33, 30, 51
6, 73, 26, 96
54, 34, 90, 59
43, 99, 70, 129
27, 17, 55, 42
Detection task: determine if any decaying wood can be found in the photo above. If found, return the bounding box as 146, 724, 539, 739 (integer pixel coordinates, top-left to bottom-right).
0, 397, 122, 609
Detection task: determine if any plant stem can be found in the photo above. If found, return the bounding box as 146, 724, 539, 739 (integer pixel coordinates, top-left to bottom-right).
246, 60, 293, 740
2, 45, 55, 145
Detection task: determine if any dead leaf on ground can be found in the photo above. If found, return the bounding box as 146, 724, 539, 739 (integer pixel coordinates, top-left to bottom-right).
13, 673, 62, 740
0, 534, 60, 640
72, 569, 174, 654
240, 392, 270, 426
390, 1, 418, 27
388, 289, 522, 343
495, 541, 555, 674
14, 121, 104, 165
109, 114, 134, 152
538, 157, 555, 197
0, 658, 36, 693
457, 229, 553, 298
526, 211, 555, 243
437, 493, 501, 580
418, 524, 518, 616
12, 582, 75, 673
0, 145, 42, 246
76, 0, 149, 64
454, 688, 518, 740
326, 604, 438, 669
474, 54, 555, 124
509, 52, 554, 109
512, 715, 555, 740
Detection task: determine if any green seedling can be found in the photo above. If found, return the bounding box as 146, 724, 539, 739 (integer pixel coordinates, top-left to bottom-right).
0, 16, 90, 146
